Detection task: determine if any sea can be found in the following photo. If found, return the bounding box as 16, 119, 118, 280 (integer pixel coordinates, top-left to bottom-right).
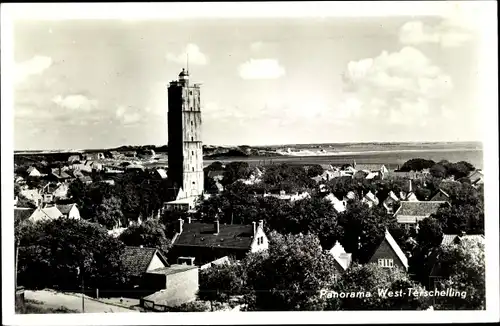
146, 142, 484, 170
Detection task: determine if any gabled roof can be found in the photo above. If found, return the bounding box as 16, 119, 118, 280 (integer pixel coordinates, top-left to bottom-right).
441, 234, 485, 246
364, 191, 378, 203
328, 241, 352, 271
406, 192, 419, 202
56, 203, 77, 215
382, 229, 408, 269
14, 208, 35, 223
120, 246, 169, 278
394, 201, 447, 221
51, 168, 71, 179
155, 168, 168, 179
29, 206, 63, 222
429, 189, 450, 201
385, 191, 399, 203
346, 191, 356, 200
173, 222, 257, 250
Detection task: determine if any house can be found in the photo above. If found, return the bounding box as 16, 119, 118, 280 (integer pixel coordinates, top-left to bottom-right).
164, 188, 198, 212
42, 182, 69, 202
369, 229, 409, 271
263, 190, 310, 202
66, 169, 85, 179
120, 246, 170, 290
170, 219, 268, 265
71, 163, 93, 173
467, 170, 484, 187
361, 191, 379, 208
154, 169, 168, 180
84, 152, 105, 160
428, 234, 485, 288
29, 206, 64, 222
55, 203, 81, 219
365, 171, 380, 180
324, 193, 347, 213
14, 208, 35, 224
327, 241, 352, 282
140, 264, 199, 310
67, 154, 82, 163
27, 166, 43, 177
383, 191, 400, 214
126, 164, 145, 172
343, 191, 357, 202
20, 189, 43, 206
78, 175, 93, 184
394, 201, 449, 228
50, 168, 71, 182
429, 189, 451, 202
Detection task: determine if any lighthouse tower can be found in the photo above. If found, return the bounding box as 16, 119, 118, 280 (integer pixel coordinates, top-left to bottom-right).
167, 68, 204, 201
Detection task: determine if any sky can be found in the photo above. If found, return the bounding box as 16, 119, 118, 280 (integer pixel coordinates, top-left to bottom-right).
12, 7, 483, 150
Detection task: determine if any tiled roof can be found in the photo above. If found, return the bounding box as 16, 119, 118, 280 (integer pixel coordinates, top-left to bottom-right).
173, 222, 255, 250
14, 208, 35, 223
429, 189, 450, 201
79, 176, 93, 183
441, 234, 458, 246
121, 246, 169, 278
394, 201, 447, 218
56, 203, 76, 215
384, 229, 409, 269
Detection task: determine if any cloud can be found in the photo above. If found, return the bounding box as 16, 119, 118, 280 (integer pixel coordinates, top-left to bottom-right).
52, 94, 98, 112
166, 43, 208, 66
399, 14, 476, 48
115, 105, 142, 125
341, 46, 453, 127
238, 59, 285, 80
15, 55, 53, 84
250, 42, 264, 52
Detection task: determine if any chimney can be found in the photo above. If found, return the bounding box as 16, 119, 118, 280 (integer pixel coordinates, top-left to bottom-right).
252, 221, 256, 236
187, 216, 191, 224
409, 179, 412, 192
214, 220, 220, 234
178, 218, 184, 234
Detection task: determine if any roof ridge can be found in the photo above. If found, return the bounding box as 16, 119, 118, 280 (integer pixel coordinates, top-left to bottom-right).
384, 229, 408, 269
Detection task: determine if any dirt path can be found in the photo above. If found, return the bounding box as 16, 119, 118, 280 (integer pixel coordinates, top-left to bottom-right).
24, 290, 138, 313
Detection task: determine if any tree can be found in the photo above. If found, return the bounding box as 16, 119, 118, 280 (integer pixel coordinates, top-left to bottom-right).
198, 261, 247, 303
434, 239, 485, 310
94, 196, 124, 229
222, 162, 250, 186
204, 161, 224, 172
338, 202, 397, 263
433, 204, 484, 235
16, 218, 126, 291
430, 164, 447, 179
400, 158, 436, 172
307, 164, 324, 178
245, 232, 338, 311
417, 217, 443, 248
325, 263, 431, 310
119, 219, 172, 255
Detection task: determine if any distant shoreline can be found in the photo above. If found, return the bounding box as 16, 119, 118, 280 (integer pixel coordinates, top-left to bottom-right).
276, 147, 483, 157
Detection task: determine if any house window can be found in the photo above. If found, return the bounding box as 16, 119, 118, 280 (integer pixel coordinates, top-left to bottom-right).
257, 238, 261, 245
332, 274, 339, 283
378, 258, 394, 268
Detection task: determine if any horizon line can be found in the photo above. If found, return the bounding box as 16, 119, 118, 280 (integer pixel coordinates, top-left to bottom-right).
14, 140, 484, 153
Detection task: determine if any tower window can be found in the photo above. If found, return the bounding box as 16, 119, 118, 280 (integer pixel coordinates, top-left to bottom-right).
191, 151, 194, 155
191, 121, 193, 126
191, 137, 194, 141
190, 107, 193, 111
192, 181, 195, 185
192, 167, 194, 172
189, 91, 192, 95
